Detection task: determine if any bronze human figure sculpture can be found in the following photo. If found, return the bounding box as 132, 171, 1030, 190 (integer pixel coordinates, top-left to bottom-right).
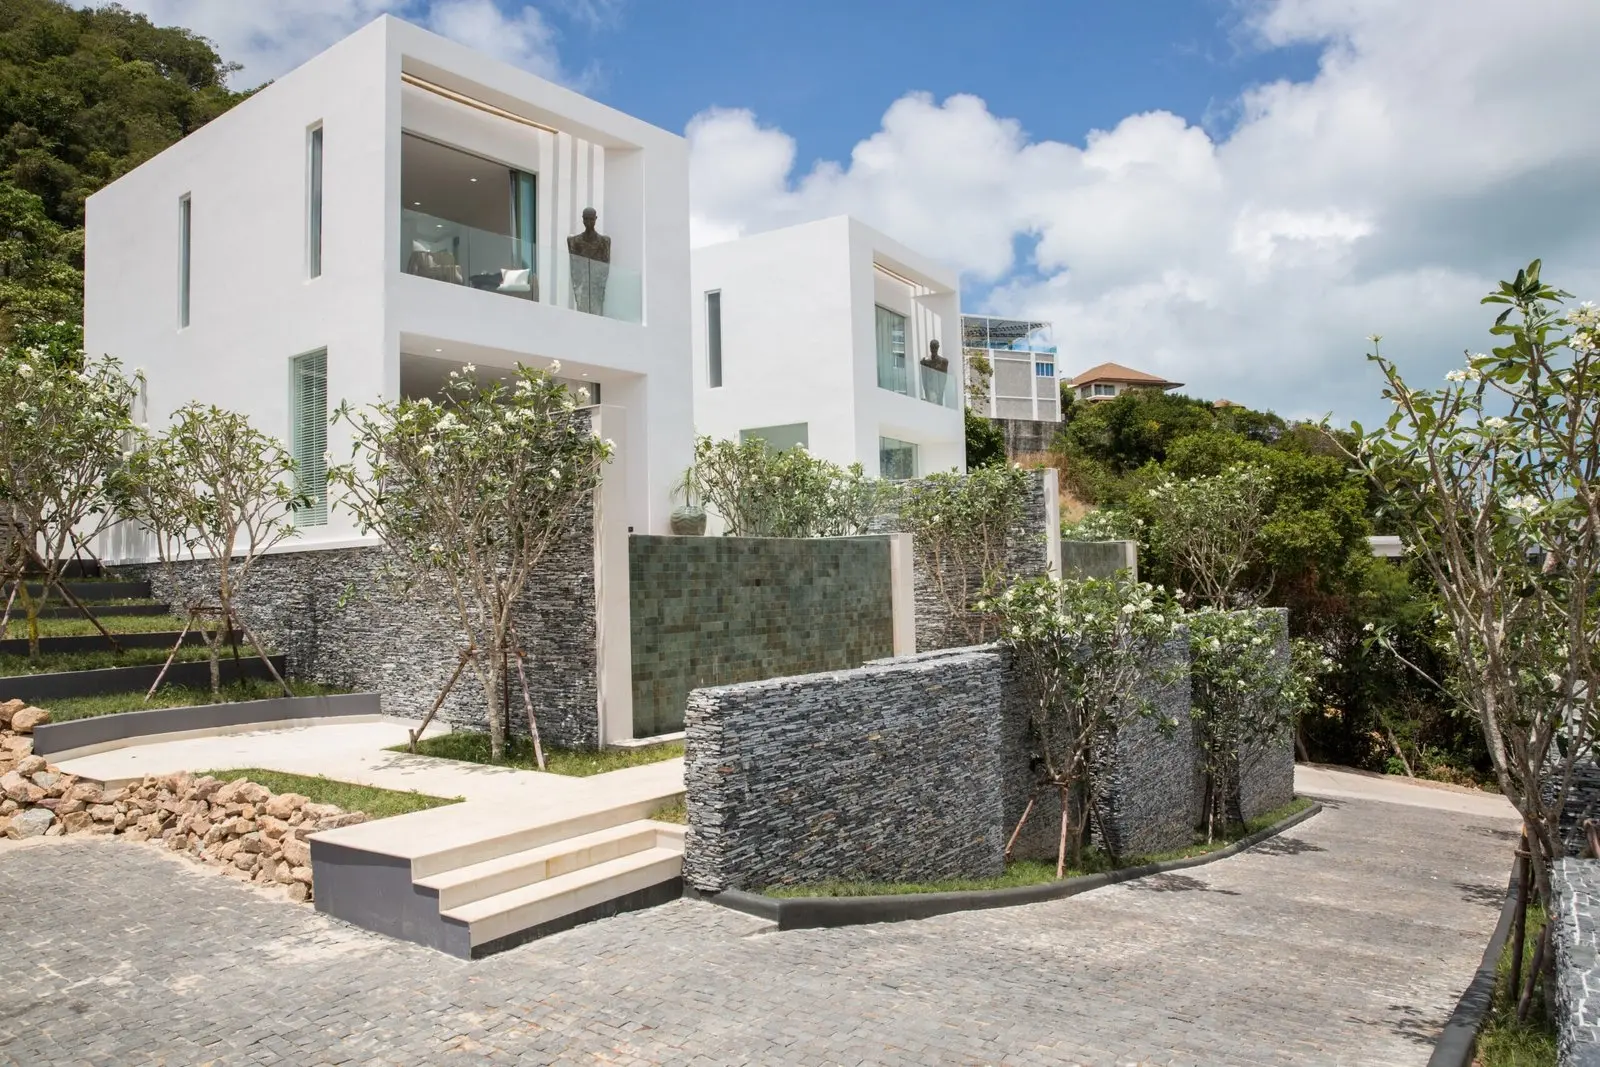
920, 339, 951, 403
921, 339, 950, 373
568, 207, 611, 315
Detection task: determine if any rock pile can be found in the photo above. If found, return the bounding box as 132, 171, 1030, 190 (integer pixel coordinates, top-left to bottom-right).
0, 699, 366, 902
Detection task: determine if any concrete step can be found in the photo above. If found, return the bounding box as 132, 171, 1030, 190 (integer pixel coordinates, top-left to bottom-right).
417, 820, 678, 910
409, 795, 673, 879
443, 845, 683, 951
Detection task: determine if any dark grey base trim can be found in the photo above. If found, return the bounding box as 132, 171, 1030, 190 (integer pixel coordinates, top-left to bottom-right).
37, 603, 169, 620
0, 630, 201, 657
468, 877, 685, 959
694, 801, 1322, 931
1, 655, 286, 703
5, 579, 151, 600
1426, 855, 1522, 1067
30, 692, 379, 757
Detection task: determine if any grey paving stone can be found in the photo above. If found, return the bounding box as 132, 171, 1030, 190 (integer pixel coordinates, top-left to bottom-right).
0, 794, 1513, 1066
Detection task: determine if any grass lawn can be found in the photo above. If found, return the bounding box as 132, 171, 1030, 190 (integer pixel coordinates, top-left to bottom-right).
0, 644, 216, 676
1475, 903, 1557, 1067
649, 799, 687, 824
36, 679, 346, 723
762, 797, 1314, 898
392, 732, 684, 777
198, 768, 462, 820
3, 613, 190, 639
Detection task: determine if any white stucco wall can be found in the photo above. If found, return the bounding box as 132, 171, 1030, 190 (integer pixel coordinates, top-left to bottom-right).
690, 216, 964, 478
84, 15, 691, 551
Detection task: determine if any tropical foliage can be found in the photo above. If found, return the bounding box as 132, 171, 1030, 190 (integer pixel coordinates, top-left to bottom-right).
684, 435, 885, 538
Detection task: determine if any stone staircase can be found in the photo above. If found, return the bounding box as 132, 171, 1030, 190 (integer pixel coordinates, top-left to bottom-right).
311, 788, 686, 958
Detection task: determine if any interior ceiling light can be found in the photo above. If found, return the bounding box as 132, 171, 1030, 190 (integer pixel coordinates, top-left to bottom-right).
469, 177, 478, 182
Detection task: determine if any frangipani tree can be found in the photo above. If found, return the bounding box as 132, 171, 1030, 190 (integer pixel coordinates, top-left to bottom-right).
1346, 261, 1600, 917
1186, 607, 1322, 841
0, 343, 140, 657
122, 404, 302, 696
330, 362, 612, 764
1143, 463, 1275, 608
685, 435, 883, 538
984, 574, 1185, 874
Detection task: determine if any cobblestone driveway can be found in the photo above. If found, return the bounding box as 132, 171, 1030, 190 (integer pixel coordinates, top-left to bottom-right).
0, 794, 1516, 1066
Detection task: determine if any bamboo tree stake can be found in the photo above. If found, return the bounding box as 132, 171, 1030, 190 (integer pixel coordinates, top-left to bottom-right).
143, 610, 195, 700
408, 648, 473, 751
1509, 835, 1531, 1006
510, 644, 547, 772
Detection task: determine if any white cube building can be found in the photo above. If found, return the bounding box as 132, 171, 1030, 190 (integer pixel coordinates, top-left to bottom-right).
690, 216, 964, 479
84, 14, 691, 545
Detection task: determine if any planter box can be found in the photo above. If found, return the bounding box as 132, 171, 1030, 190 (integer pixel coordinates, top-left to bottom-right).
31, 691, 380, 760
0, 631, 203, 658
0, 654, 288, 703
5, 579, 152, 601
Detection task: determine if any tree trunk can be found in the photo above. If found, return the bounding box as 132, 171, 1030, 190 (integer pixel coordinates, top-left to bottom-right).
486, 657, 508, 761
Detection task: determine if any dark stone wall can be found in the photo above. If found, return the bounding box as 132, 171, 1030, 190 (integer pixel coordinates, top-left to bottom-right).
628, 535, 896, 738
1060, 540, 1137, 580
118, 500, 600, 749
1236, 609, 1297, 822
992, 417, 1059, 458
683, 650, 1006, 893
869, 470, 1053, 651
1551, 858, 1600, 1065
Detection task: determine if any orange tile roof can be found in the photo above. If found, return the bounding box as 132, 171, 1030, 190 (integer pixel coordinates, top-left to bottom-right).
1068, 362, 1183, 388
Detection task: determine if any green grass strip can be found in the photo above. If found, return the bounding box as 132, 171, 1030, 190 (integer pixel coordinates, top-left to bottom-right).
0, 644, 217, 676
649, 799, 687, 824
762, 797, 1314, 898
36, 679, 346, 723
3, 613, 191, 639
197, 768, 462, 820
392, 732, 684, 778
1475, 902, 1557, 1067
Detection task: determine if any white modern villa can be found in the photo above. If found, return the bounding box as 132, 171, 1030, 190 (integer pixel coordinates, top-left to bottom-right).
83, 14, 691, 545
689, 216, 965, 479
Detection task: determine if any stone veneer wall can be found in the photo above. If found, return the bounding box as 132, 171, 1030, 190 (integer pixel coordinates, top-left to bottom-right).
1552, 858, 1600, 1065
868, 470, 1052, 651
120, 499, 600, 749
629, 535, 895, 739
683, 650, 1006, 893
1235, 609, 1297, 822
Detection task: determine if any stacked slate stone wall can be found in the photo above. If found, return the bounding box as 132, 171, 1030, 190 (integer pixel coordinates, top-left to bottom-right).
683, 650, 1006, 893
1552, 858, 1600, 1064
119, 499, 599, 749
629, 535, 895, 739
868, 470, 1052, 651
1235, 609, 1297, 822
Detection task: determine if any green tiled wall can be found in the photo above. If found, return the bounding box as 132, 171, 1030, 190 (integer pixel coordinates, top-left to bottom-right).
629, 535, 896, 737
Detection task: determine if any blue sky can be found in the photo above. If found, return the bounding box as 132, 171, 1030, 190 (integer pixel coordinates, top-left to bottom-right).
570, 1, 1320, 168
112, 1, 1600, 423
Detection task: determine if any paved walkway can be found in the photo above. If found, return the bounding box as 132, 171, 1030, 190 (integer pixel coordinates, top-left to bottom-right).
52, 718, 686, 811
0, 777, 1517, 1066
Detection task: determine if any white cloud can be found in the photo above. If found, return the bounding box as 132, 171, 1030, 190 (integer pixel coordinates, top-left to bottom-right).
97, 1, 574, 86
687, 0, 1600, 424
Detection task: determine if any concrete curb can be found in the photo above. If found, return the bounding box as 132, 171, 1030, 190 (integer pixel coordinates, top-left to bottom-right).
1, 655, 286, 703
1426, 854, 1523, 1067
693, 801, 1322, 930
30, 691, 380, 760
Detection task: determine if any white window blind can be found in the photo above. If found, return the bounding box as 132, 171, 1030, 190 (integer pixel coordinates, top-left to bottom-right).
290, 350, 328, 526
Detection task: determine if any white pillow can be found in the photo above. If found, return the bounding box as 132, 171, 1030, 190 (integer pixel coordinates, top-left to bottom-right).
497, 267, 533, 293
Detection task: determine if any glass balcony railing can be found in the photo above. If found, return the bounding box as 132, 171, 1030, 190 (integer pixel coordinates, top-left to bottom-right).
402, 209, 539, 301
401, 208, 643, 324
919, 363, 957, 409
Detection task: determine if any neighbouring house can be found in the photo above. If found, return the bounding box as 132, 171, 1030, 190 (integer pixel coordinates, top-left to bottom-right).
1068, 362, 1184, 402
84, 14, 691, 545
81, 14, 691, 749
962, 314, 1061, 456
690, 216, 964, 479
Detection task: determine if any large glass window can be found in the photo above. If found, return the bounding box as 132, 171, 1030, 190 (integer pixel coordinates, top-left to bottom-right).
290, 350, 328, 526
740, 423, 808, 453
875, 305, 908, 395
400, 133, 539, 303
706, 291, 723, 388
307, 125, 323, 279
177, 194, 191, 328
1093, 383, 1117, 397
879, 436, 917, 480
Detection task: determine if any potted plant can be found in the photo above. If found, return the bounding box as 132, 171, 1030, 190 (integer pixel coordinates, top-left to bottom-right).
670, 465, 707, 536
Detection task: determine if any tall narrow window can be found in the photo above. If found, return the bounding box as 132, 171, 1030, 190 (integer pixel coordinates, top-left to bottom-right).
307, 125, 323, 278
290, 350, 328, 526
706, 291, 723, 388
177, 194, 191, 328
875, 305, 908, 394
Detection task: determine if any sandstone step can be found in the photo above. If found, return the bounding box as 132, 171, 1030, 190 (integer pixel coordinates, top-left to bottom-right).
407, 796, 674, 879
443, 846, 683, 950
417, 820, 677, 911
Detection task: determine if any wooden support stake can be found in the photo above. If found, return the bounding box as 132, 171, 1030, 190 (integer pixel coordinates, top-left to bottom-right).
409, 649, 472, 751
1004, 792, 1038, 863
144, 611, 196, 701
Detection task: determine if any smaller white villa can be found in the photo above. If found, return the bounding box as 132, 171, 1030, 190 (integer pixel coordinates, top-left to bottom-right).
690, 216, 964, 479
